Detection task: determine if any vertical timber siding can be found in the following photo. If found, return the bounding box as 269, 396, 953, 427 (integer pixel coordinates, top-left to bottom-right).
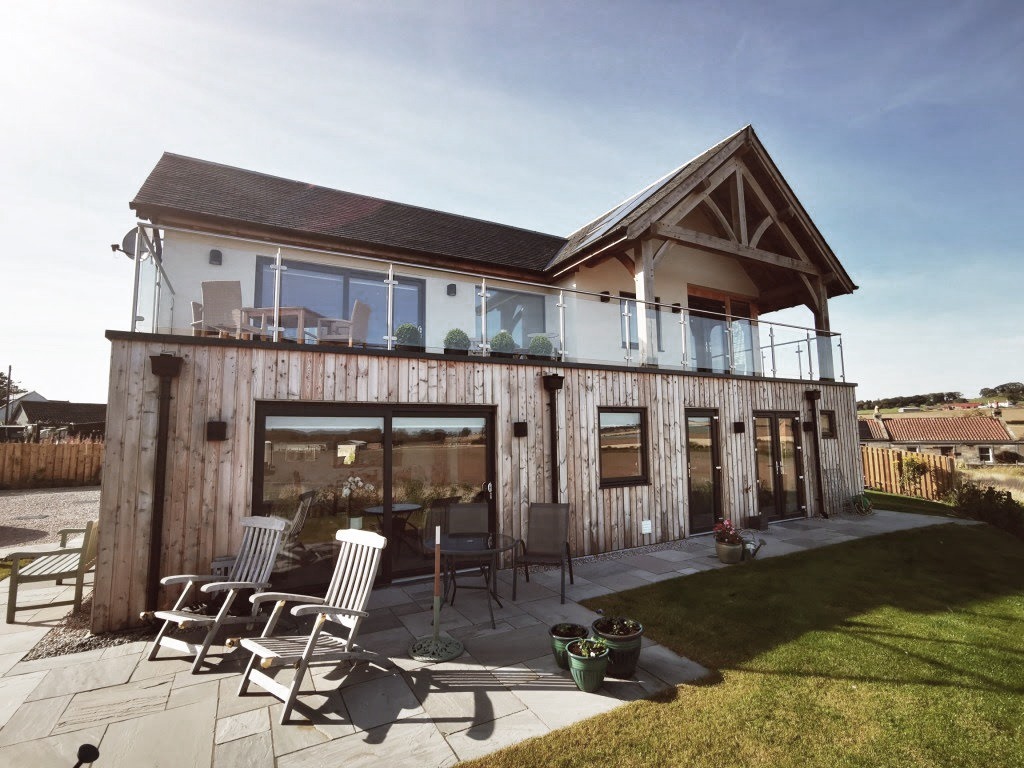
93, 336, 861, 632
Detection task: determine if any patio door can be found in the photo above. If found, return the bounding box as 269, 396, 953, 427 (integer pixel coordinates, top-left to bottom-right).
753, 413, 804, 523
686, 410, 722, 534
254, 404, 494, 589
390, 412, 494, 579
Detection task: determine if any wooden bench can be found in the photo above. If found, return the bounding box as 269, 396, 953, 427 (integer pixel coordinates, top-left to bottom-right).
5, 520, 98, 623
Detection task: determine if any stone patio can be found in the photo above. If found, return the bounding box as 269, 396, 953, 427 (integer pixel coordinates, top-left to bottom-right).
0, 510, 964, 767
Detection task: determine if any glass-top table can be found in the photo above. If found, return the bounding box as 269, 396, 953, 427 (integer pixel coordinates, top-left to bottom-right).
426, 533, 517, 629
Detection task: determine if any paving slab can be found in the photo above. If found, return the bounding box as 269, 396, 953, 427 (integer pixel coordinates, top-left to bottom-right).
216, 706, 270, 744
277, 717, 456, 768
0, 724, 105, 767
0, 670, 47, 728
339, 671, 424, 733
215, 730, 274, 768
26, 653, 140, 701
53, 675, 173, 734
0, 693, 72, 746
99, 693, 217, 768
446, 707, 550, 762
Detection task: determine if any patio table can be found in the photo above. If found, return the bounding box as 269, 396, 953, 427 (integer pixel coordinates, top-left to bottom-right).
426, 532, 516, 629
239, 306, 323, 344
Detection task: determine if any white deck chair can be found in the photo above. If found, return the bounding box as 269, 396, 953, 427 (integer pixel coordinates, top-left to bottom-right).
141, 515, 288, 673
233, 528, 387, 724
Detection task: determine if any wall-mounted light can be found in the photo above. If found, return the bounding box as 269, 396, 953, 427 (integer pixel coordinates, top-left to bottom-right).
513, 421, 528, 438
733, 421, 745, 433
671, 303, 682, 314
207, 420, 228, 441
447, 283, 457, 296
599, 291, 611, 303
209, 249, 223, 266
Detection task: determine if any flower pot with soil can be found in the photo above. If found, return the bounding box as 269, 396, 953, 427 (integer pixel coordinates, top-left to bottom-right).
527, 335, 555, 360
566, 637, 609, 692
395, 323, 423, 352
443, 328, 471, 356
591, 616, 644, 678
488, 330, 518, 358
550, 623, 588, 670
713, 519, 744, 564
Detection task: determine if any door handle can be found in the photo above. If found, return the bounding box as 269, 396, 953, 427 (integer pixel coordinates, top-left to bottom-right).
487, 481, 494, 499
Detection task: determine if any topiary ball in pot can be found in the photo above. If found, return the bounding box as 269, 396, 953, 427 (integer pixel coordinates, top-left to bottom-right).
528, 335, 554, 358
489, 330, 517, 354
443, 328, 471, 351
395, 323, 422, 347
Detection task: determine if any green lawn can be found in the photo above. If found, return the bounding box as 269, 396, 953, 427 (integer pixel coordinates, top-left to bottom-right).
465, 524, 1024, 767
865, 490, 959, 517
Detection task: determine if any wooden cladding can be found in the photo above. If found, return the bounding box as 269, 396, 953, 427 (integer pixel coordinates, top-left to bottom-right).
93, 337, 861, 632
861, 446, 955, 501
0, 442, 103, 489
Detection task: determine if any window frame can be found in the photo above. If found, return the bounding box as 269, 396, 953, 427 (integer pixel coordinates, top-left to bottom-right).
254, 256, 426, 342
978, 446, 994, 463
597, 406, 650, 489
820, 410, 837, 439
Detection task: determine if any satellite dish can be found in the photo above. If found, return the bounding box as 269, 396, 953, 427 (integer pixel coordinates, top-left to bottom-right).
117, 228, 160, 260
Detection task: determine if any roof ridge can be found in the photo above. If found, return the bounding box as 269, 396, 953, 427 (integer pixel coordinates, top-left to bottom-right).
155, 152, 566, 242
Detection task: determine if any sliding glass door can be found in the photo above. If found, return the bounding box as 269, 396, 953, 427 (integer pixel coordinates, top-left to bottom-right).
254, 404, 494, 588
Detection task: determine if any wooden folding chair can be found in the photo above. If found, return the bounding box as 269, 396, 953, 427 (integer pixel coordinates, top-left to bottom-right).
141, 515, 288, 673
234, 528, 387, 724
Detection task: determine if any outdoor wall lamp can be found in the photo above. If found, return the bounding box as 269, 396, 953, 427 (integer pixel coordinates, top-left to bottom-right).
513, 421, 528, 438
447, 283, 457, 296
599, 291, 611, 303
209, 249, 223, 265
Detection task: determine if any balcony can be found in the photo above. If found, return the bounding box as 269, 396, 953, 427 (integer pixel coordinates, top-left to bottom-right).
129, 224, 845, 383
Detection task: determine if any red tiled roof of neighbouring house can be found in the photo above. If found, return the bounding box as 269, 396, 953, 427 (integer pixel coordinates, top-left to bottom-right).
881, 416, 1013, 443
130, 153, 567, 274
858, 419, 889, 441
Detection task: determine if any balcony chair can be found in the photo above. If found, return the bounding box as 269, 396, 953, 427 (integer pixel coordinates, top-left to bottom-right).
6, 520, 99, 623
316, 299, 371, 346
232, 528, 387, 724
141, 515, 288, 673
512, 502, 574, 604
192, 280, 267, 339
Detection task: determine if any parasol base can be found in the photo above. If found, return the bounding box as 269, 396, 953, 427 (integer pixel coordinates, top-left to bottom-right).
408, 634, 464, 663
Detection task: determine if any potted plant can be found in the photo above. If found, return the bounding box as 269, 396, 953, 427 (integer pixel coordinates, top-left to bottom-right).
713, 519, 743, 564
488, 330, 518, 358
591, 616, 644, 678
550, 622, 588, 670
565, 637, 609, 692
527, 335, 555, 360
394, 323, 423, 351
443, 328, 471, 356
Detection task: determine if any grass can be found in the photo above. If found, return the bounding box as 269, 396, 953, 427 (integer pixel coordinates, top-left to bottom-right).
464, 524, 1024, 768
864, 490, 958, 517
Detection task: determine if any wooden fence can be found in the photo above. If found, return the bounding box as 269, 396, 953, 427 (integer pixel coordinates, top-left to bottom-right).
861, 446, 955, 501
0, 442, 104, 489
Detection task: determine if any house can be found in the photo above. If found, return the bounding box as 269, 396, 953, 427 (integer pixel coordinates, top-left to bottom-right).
858, 415, 1023, 464
10, 400, 107, 441
93, 125, 862, 632
0, 390, 46, 425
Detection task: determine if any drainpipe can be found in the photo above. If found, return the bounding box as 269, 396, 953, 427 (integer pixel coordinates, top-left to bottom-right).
805, 389, 826, 518
147, 353, 184, 609
542, 374, 564, 502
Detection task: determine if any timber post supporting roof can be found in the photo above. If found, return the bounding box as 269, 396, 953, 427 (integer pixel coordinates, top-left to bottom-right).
130, 126, 857, 311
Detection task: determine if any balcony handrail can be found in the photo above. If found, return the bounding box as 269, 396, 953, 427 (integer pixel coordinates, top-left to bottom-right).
135, 221, 838, 339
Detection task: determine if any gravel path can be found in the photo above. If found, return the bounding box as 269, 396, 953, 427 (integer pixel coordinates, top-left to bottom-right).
0, 486, 100, 548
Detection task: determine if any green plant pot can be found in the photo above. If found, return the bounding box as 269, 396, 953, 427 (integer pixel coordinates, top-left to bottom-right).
716, 541, 743, 564
591, 620, 644, 678
567, 646, 609, 692
550, 624, 588, 670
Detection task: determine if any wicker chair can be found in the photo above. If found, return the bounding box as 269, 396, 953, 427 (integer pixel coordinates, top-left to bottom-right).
512, 503, 574, 603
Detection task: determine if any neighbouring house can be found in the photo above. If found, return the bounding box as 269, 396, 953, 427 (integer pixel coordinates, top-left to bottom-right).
858, 415, 1023, 464
0, 390, 46, 424
10, 400, 107, 441
93, 125, 862, 632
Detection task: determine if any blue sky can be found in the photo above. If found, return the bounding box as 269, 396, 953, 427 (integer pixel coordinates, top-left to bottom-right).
2, 1, 1022, 402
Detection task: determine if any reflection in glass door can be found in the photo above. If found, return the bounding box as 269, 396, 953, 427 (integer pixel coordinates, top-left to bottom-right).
754, 413, 804, 523
259, 415, 385, 590
391, 415, 492, 578
686, 411, 721, 533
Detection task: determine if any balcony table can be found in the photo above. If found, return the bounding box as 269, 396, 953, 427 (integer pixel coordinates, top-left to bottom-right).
238, 306, 323, 344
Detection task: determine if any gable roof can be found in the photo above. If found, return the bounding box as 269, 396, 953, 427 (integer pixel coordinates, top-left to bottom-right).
858, 419, 889, 441
881, 417, 1013, 443
17, 401, 107, 427
131, 153, 567, 274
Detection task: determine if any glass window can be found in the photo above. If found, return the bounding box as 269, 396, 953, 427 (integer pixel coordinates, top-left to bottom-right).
598, 408, 648, 487
619, 293, 662, 351
257, 258, 424, 345
476, 287, 546, 349
978, 446, 993, 463
820, 410, 836, 439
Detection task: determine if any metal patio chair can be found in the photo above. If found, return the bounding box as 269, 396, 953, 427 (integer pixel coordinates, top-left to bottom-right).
233, 528, 387, 724
512, 502, 574, 603
141, 515, 288, 673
